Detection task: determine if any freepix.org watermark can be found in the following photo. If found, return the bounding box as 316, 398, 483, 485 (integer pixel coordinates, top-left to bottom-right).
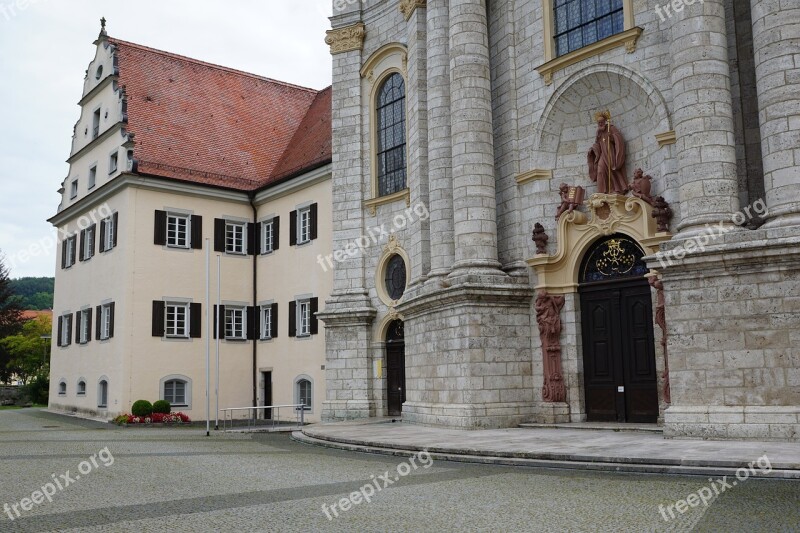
658, 454, 772, 522
654, 198, 767, 269
654, 0, 704, 23
0, 0, 42, 22
3, 447, 115, 521
316, 202, 430, 272
321, 450, 433, 520
5, 202, 113, 271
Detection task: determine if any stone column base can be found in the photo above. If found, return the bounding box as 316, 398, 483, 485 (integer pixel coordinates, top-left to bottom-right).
322, 400, 378, 422
528, 402, 572, 424
402, 401, 535, 429
664, 406, 800, 441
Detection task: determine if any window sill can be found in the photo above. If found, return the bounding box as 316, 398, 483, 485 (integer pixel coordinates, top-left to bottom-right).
259, 336, 273, 342
363, 188, 410, 216
536, 27, 643, 85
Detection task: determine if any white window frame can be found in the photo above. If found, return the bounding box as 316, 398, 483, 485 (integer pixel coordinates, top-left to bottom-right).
88, 166, 97, 190
298, 208, 311, 245
77, 380, 86, 396
160, 375, 192, 409
225, 221, 246, 255
100, 304, 112, 340
98, 379, 108, 408
61, 314, 72, 346
295, 377, 312, 411
165, 302, 190, 338
224, 306, 246, 340
70, 180, 78, 199
83, 226, 95, 261
109, 152, 118, 174
166, 214, 190, 249
163, 379, 187, 406
297, 300, 311, 337
103, 215, 115, 251
79, 308, 90, 344
260, 305, 272, 340
64, 237, 76, 268
261, 219, 274, 254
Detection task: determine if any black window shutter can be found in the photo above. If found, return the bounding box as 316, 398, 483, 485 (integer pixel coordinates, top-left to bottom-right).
112, 212, 119, 247
61, 239, 67, 269
79, 229, 86, 261
109, 302, 115, 338
247, 223, 256, 256
288, 300, 296, 337
310, 203, 318, 241
75, 311, 81, 343
154, 210, 167, 245
89, 224, 96, 258
71, 236, 77, 262
273, 216, 280, 251
214, 218, 226, 252
214, 305, 225, 339
57, 316, 63, 347
190, 303, 202, 338
86, 308, 93, 343
67, 315, 72, 345
248, 306, 258, 340
95, 305, 101, 340
310, 297, 319, 335
270, 302, 278, 338
99, 221, 106, 253
289, 210, 297, 246
152, 301, 165, 337
191, 215, 203, 249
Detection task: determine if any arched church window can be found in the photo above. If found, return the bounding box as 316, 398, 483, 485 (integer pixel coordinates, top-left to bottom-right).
376, 73, 406, 197
554, 0, 624, 56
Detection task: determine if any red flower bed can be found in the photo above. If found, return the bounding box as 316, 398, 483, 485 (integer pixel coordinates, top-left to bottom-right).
114, 412, 191, 425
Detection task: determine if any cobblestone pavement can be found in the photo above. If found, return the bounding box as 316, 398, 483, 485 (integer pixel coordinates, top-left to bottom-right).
0, 409, 797, 532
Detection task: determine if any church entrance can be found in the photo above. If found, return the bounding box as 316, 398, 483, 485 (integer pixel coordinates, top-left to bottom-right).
385, 319, 405, 416
579, 234, 658, 423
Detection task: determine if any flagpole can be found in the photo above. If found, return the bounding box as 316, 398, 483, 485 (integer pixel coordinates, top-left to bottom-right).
215, 254, 220, 430
205, 239, 210, 437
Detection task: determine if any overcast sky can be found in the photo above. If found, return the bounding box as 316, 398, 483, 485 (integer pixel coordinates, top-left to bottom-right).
0, 0, 333, 279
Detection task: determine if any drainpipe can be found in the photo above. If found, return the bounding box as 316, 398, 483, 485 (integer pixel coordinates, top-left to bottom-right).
250, 195, 258, 408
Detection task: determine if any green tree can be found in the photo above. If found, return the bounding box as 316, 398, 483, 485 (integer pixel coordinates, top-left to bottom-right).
0, 255, 24, 337
8, 277, 54, 310
1, 315, 51, 385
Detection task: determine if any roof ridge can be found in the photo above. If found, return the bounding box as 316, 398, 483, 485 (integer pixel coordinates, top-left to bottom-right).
107, 37, 320, 93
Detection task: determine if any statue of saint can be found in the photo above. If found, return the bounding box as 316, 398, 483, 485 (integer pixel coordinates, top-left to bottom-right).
588, 111, 628, 195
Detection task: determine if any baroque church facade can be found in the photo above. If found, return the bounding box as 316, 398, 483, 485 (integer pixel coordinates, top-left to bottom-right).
321, 0, 800, 439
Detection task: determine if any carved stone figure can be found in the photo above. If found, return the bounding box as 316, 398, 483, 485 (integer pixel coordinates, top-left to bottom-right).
535, 291, 566, 403
555, 183, 585, 220
648, 276, 670, 404
588, 111, 628, 195
532, 223, 549, 255
629, 168, 654, 205
652, 196, 673, 232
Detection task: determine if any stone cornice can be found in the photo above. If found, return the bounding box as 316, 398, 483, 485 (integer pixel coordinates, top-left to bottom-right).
655, 130, 676, 147
399, 0, 426, 21
396, 282, 534, 319
516, 169, 552, 185
325, 23, 366, 55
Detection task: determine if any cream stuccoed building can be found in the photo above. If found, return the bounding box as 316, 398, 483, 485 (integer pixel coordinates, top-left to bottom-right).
48, 24, 333, 423
321, 0, 800, 439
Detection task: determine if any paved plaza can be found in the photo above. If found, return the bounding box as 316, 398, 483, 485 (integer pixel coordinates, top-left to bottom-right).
0, 409, 798, 532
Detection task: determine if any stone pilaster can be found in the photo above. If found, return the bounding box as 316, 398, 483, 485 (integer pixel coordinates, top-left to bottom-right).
751, 0, 800, 228
426, 0, 455, 280
669, 0, 740, 235
448, 0, 503, 274
321, 19, 378, 421
405, 1, 431, 288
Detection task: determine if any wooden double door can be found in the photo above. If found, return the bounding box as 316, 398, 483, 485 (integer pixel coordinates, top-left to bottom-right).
580, 279, 658, 423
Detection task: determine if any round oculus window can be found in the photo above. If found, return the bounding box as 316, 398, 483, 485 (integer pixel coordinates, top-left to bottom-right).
384, 254, 407, 301
95, 66, 103, 80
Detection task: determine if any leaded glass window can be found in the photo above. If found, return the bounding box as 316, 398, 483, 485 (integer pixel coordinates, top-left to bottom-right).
384, 254, 407, 300
580, 234, 649, 284
554, 0, 624, 57
376, 73, 406, 197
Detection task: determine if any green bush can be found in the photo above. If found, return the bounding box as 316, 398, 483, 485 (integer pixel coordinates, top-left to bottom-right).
131, 400, 153, 417
24, 374, 49, 405
152, 400, 171, 414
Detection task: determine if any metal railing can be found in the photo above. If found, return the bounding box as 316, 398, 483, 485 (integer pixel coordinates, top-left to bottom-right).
219, 404, 306, 432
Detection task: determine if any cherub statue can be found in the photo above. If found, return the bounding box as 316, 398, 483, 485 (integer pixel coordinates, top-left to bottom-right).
629, 168, 654, 205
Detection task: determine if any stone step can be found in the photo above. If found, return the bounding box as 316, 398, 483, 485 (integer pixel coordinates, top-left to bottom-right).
519, 422, 663, 434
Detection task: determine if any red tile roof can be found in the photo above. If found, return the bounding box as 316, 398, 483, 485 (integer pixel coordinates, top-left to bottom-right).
21, 310, 52, 321
109, 38, 332, 192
